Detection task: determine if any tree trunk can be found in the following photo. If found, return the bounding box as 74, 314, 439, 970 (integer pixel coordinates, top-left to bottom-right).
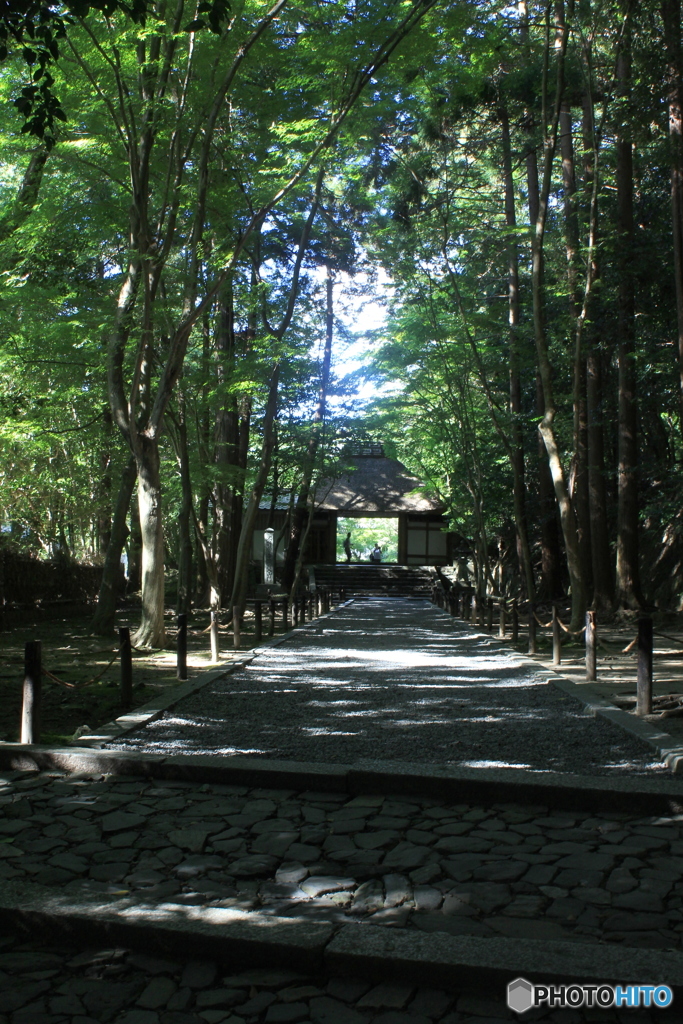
128, 494, 142, 592
532, 0, 586, 630
587, 348, 613, 608
561, 99, 593, 601
283, 263, 334, 594
615, 19, 643, 609
0, 147, 49, 246
133, 435, 166, 647
580, 76, 614, 610
99, 406, 113, 558
661, 0, 683, 430
91, 456, 136, 635
500, 104, 536, 602
230, 363, 280, 617
213, 298, 240, 606
176, 393, 194, 616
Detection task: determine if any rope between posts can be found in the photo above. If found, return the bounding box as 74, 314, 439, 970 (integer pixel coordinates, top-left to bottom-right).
531, 609, 586, 637
41, 651, 118, 690
533, 611, 553, 628
654, 630, 683, 649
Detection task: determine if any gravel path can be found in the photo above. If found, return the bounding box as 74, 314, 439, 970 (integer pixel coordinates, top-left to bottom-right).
109, 599, 664, 776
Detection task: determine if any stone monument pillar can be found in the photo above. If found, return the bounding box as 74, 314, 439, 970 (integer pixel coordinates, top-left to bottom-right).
263, 527, 275, 585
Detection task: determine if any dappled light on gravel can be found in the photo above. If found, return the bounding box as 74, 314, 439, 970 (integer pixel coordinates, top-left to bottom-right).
109, 599, 667, 775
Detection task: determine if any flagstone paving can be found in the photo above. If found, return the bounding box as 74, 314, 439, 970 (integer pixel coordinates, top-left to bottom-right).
2, 926, 680, 1024
1, 768, 682, 956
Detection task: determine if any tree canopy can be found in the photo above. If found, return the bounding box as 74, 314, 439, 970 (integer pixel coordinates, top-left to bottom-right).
2, 0, 683, 640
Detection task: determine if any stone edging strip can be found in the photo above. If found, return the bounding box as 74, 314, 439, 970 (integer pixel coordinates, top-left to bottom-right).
547, 674, 683, 775
73, 600, 356, 748
1, 744, 683, 814
1, 879, 682, 995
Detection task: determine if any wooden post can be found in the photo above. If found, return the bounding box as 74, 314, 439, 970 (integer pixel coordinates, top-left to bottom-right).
528, 604, 537, 655
511, 599, 519, 643
478, 596, 486, 629
585, 610, 597, 681
487, 597, 493, 632
300, 594, 306, 624
340, 587, 345, 603
636, 616, 653, 716
254, 601, 263, 644
282, 598, 289, 631
232, 607, 241, 650
552, 605, 562, 666
498, 600, 506, 639
119, 628, 132, 708
21, 640, 42, 744
176, 613, 187, 682
268, 597, 275, 636
210, 610, 219, 662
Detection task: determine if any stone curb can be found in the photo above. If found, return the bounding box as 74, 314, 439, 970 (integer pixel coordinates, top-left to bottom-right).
0, 879, 332, 971
547, 674, 683, 775
73, 600, 356, 748
2, 744, 683, 813
2, 879, 682, 996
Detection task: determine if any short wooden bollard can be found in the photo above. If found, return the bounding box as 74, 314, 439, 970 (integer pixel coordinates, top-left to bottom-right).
636, 616, 653, 716
498, 601, 506, 639
210, 610, 219, 661
21, 640, 42, 744
552, 605, 562, 666
340, 587, 346, 603
269, 598, 275, 636
176, 613, 187, 682
282, 598, 289, 631
528, 605, 537, 655
254, 601, 263, 644
300, 595, 306, 624
487, 597, 493, 632
511, 599, 519, 643
233, 607, 241, 650
585, 610, 597, 681
119, 627, 133, 708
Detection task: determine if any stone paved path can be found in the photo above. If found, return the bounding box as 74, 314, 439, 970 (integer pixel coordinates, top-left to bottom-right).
3, 926, 680, 1024
108, 600, 664, 776
1, 768, 682, 955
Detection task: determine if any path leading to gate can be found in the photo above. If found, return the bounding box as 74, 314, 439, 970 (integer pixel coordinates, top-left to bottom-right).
3, 600, 683, 1023
109, 598, 663, 776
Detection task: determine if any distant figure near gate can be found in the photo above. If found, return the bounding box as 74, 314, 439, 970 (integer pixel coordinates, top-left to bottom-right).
370, 543, 382, 563
343, 532, 352, 563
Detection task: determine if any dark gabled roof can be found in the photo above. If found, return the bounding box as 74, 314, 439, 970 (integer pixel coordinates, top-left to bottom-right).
314, 453, 444, 514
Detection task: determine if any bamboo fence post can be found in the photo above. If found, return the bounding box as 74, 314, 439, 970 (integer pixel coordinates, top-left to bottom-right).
585, 610, 597, 681
636, 616, 653, 716
119, 627, 133, 707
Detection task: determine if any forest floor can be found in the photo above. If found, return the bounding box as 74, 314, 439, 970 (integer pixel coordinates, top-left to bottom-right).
0, 603, 269, 745
504, 615, 683, 748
